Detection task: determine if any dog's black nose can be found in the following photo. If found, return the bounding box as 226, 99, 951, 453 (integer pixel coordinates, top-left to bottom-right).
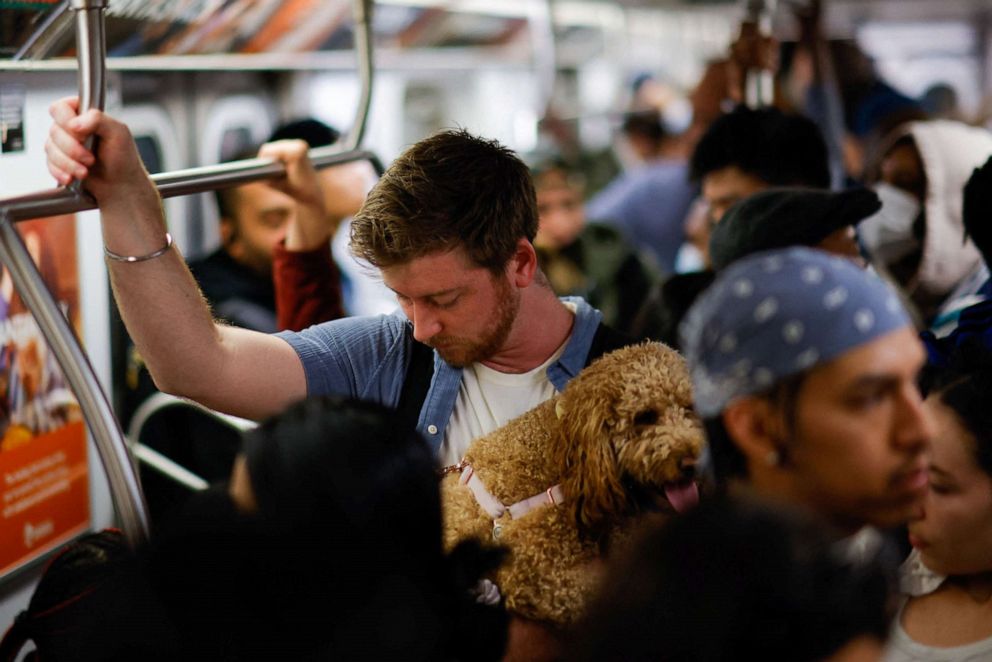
633, 409, 659, 426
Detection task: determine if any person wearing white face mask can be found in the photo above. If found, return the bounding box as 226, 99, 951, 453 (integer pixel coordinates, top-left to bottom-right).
859, 121, 992, 327
860, 182, 925, 273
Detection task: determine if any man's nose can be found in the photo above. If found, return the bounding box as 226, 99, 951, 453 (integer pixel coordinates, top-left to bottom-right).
894, 384, 934, 453
410, 305, 442, 343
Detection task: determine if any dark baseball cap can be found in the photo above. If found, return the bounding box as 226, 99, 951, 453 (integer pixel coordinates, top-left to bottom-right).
709, 187, 881, 271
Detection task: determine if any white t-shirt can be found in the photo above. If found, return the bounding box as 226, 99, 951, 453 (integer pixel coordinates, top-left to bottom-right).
883, 598, 992, 662
439, 338, 568, 467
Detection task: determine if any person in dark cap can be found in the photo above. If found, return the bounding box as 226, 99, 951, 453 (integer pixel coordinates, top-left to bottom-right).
708, 187, 880, 271
680, 247, 933, 539
631, 186, 878, 347
630, 106, 832, 347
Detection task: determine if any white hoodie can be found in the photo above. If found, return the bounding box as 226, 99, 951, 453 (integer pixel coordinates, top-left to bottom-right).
897, 120, 992, 298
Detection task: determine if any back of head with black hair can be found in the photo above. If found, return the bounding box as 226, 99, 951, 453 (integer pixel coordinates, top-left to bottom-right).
621, 110, 667, 145
689, 106, 830, 189
962, 157, 992, 268
566, 496, 895, 662
241, 395, 442, 558
145, 396, 507, 662
268, 118, 341, 148
632, 271, 717, 350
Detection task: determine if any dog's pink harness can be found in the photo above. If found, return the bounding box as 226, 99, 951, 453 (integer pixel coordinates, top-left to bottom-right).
444, 460, 564, 538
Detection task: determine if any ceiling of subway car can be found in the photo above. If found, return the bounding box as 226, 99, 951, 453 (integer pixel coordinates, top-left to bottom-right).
1, 0, 990, 61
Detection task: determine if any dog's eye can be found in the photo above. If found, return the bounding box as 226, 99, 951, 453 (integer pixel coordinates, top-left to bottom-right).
633, 410, 659, 426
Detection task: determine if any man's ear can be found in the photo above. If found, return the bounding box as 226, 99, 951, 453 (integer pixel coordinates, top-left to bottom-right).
219, 217, 237, 249
722, 397, 787, 468
509, 237, 538, 287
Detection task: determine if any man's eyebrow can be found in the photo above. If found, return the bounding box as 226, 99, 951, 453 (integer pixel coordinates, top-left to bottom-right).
710, 194, 741, 205
845, 373, 902, 391
258, 205, 291, 215
386, 285, 462, 300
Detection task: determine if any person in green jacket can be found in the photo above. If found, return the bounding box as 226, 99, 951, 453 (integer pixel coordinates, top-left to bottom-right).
531, 159, 659, 336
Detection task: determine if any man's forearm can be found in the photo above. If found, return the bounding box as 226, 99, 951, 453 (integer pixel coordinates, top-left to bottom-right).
101, 191, 228, 399
46, 100, 308, 420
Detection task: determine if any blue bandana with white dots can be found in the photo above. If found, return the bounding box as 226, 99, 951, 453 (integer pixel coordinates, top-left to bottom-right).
680, 247, 911, 417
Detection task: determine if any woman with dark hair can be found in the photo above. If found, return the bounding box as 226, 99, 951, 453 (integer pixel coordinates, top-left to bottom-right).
148, 395, 506, 661
885, 345, 992, 660
1, 396, 506, 661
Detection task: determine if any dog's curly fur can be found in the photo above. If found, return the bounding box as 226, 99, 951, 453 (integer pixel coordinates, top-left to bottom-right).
441, 342, 703, 625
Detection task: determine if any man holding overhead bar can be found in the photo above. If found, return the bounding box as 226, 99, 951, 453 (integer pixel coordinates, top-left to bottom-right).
45, 97, 630, 469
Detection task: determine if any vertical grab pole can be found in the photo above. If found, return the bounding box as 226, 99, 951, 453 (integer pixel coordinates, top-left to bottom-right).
743, 0, 777, 109
344, 0, 375, 152
55, 0, 149, 545
73, 0, 107, 116
533, 0, 558, 122
70, 0, 107, 191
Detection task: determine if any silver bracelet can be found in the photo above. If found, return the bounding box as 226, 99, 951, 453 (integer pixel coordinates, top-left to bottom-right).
104, 233, 173, 263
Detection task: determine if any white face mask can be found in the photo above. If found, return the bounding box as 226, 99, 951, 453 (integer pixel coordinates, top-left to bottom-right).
858, 182, 923, 266
662, 96, 693, 135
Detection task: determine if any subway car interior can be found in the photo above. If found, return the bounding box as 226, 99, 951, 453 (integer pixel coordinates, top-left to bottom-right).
0, 0, 991, 659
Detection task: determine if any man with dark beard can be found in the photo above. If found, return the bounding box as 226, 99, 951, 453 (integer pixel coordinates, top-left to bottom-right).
45, 100, 628, 466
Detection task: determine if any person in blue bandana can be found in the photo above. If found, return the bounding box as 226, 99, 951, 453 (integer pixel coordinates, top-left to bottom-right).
681, 247, 933, 537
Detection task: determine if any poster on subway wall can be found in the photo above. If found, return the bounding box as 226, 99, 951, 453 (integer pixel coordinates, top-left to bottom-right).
0, 215, 89, 579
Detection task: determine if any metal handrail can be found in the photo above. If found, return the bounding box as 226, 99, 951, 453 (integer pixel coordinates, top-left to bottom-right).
0, 0, 385, 551
344, 0, 375, 152
154, 148, 385, 199
532, 0, 558, 121
13, 1, 73, 62
742, 0, 777, 109
132, 443, 210, 492
72, 0, 107, 118
0, 148, 384, 223
57, 0, 152, 547
127, 391, 258, 493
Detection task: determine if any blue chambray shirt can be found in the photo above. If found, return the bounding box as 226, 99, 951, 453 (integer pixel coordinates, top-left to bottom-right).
275, 296, 603, 456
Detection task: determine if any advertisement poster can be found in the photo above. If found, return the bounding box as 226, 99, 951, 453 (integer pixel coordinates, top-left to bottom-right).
0, 215, 88, 578
0, 84, 25, 155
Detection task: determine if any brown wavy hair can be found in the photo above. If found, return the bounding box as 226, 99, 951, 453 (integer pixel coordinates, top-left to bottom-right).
349, 128, 538, 274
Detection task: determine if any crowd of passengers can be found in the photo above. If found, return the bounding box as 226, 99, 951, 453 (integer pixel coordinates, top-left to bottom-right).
8, 8, 992, 661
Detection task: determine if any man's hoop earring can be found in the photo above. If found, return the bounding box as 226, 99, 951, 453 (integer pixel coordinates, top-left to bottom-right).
765, 450, 782, 467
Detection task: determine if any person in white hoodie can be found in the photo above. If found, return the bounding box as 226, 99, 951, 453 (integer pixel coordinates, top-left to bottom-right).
861, 120, 992, 328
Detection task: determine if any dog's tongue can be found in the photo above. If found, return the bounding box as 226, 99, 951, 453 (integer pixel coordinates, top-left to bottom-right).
664, 480, 699, 513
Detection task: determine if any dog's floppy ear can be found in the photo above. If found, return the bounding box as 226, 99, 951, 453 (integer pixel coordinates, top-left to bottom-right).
552, 393, 628, 542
